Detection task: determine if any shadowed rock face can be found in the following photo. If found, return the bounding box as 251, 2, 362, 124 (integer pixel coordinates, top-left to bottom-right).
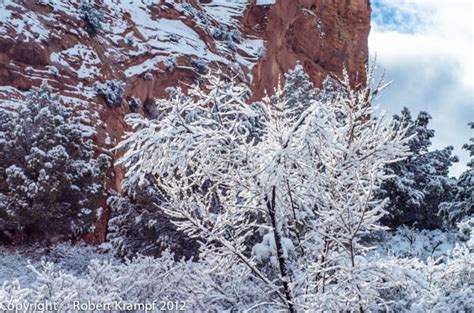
0, 0, 370, 243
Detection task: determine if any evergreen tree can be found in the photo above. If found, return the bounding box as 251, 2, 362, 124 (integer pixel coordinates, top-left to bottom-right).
108, 174, 198, 259
439, 122, 474, 225
378, 108, 459, 229
0, 82, 109, 243
281, 63, 316, 118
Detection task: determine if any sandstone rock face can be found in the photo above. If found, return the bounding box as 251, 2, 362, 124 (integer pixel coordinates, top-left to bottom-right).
0, 0, 370, 243
246, 0, 371, 99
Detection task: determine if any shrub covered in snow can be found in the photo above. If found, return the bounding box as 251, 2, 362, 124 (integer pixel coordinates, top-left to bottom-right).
94, 80, 125, 108
369, 226, 458, 261
127, 96, 141, 112
0, 250, 272, 312
143, 72, 153, 81
179, 3, 211, 28
0, 82, 109, 244
47, 65, 59, 76
190, 59, 208, 74
125, 35, 136, 47
0, 242, 117, 285
373, 243, 473, 312
79, 1, 103, 37
211, 25, 242, 51
163, 56, 177, 72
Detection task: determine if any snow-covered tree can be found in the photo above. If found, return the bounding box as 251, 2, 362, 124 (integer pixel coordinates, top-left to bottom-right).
281, 63, 316, 118
115, 67, 411, 311
0, 82, 109, 244
107, 174, 198, 259
378, 108, 459, 229
440, 122, 474, 225
190, 59, 208, 74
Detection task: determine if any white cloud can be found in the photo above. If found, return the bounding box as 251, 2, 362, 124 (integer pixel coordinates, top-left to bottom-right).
370, 0, 474, 176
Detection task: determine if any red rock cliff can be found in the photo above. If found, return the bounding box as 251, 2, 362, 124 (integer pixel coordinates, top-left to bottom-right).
0, 0, 371, 242
245, 0, 370, 99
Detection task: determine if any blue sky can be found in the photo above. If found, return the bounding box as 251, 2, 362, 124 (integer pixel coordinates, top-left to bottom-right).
370, 0, 474, 176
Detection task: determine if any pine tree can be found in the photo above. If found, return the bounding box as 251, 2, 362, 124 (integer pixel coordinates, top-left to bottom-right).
439, 122, 474, 225
281, 63, 316, 119
378, 108, 459, 229
0, 82, 109, 243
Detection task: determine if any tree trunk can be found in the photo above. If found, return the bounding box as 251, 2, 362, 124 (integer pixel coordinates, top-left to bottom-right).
266, 186, 295, 313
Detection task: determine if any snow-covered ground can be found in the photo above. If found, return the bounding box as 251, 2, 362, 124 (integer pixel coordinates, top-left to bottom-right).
368, 227, 459, 261
0, 227, 462, 287
0, 227, 471, 313
0, 243, 116, 287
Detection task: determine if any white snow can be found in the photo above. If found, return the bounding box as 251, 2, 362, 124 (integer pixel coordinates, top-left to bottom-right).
145, 18, 226, 64
100, 0, 263, 81
0, 86, 25, 110
234, 38, 265, 75
37, 0, 81, 18
50, 44, 101, 79
0, 244, 116, 286
1, 0, 266, 89
125, 56, 165, 77
201, 0, 248, 25
0, 1, 49, 42
256, 0, 276, 5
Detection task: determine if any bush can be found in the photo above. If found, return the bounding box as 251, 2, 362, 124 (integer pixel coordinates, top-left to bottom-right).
79, 1, 103, 37
190, 59, 208, 74
163, 56, 176, 72
94, 80, 124, 108
143, 72, 153, 81
0, 251, 270, 312
0, 82, 109, 244
1, 226, 472, 312
127, 96, 141, 111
